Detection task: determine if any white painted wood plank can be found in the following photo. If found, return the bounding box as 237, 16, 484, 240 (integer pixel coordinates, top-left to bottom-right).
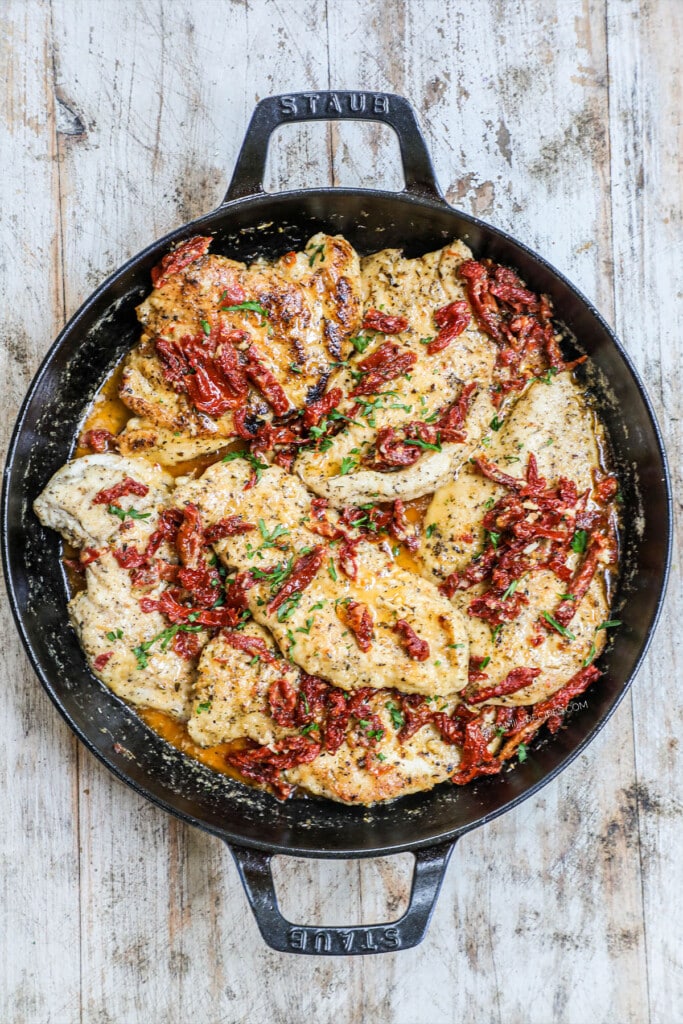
607, 2, 683, 1021
0, 3, 82, 1022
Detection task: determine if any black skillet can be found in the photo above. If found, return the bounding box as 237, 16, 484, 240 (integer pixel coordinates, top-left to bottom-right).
2, 92, 672, 955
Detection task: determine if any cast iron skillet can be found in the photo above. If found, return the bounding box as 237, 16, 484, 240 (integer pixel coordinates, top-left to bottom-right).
2, 92, 672, 956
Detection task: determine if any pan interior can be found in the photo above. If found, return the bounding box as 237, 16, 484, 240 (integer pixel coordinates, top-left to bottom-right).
3, 190, 670, 856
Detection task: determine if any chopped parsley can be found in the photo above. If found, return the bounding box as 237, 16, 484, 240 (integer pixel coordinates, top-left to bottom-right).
308, 243, 325, 267
276, 592, 302, 622
385, 701, 405, 731
222, 300, 270, 320
501, 578, 520, 600
404, 436, 442, 452
517, 743, 528, 763
542, 611, 576, 641
583, 642, 597, 667
425, 523, 437, 539
485, 530, 501, 549
196, 701, 212, 714
349, 334, 371, 354
107, 505, 151, 522
257, 519, 290, 550
339, 456, 357, 476
222, 449, 269, 484
571, 529, 588, 554
133, 623, 203, 669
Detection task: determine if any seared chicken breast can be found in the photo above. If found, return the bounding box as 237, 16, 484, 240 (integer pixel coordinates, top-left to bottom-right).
420, 375, 611, 705
190, 624, 466, 804
34, 455, 197, 718
174, 459, 470, 697
295, 241, 497, 505
118, 233, 362, 464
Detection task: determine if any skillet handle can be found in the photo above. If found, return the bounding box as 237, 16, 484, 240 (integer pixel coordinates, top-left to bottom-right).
227, 839, 456, 955
223, 90, 447, 205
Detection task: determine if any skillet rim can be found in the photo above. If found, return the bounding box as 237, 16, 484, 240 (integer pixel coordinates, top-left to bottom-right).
1, 184, 673, 859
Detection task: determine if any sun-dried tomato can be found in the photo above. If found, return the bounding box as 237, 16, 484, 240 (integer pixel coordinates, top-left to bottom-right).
433, 710, 469, 746
226, 736, 321, 800
595, 473, 618, 503
244, 346, 290, 415
398, 694, 434, 740
426, 300, 471, 354
173, 503, 203, 569
151, 235, 212, 289
143, 508, 183, 563
553, 540, 603, 628
351, 341, 417, 397
223, 570, 256, 611
337, 537, 359, 580
221, 630, 277, 665
113, 544, 147, 569
93, 652, 113, 671
388, 499, 419, 552
459, 258, 575, 393
450, 717, 501, 785
81, 428, 117, 453
371, 427, 422, 470
176, 565, 222, 607
172, 631, 205, 659
204, 516, 255, 543
362, 309, 409, 334
340, 600, 374, 652
92, 477, 149, 506
249, 421, 302, 455
323, 689, 351, 753
533, 665, 601, 733
468, 666, 541, 703
214, 324, 249, 397
435, 382, 478, 442
467, 589, 529, 627
394, 620, 430, 661
267, 547, 325, 614
303, 387, 343, 428
267, 677, 299, 727
156, 330, 249, 418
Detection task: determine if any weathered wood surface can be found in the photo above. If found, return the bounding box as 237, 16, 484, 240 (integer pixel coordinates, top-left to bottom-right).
0, 1, 680, 1021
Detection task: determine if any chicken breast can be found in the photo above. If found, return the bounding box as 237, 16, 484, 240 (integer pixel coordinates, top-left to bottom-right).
69, 552, 197, 718
295, 240, 497, 506
34, 454, 197, 718
174, 458, 469, 697
189, 624, 466, 804
420, 374, 611, 705
33, 453, 174, 549
188, 622, 300, 748
117, 233, 362, 464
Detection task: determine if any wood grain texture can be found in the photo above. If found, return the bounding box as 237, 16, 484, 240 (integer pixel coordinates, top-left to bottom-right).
0, 1, 680, 1021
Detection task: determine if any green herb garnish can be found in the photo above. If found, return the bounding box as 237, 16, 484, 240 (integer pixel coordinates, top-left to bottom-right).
542, 611, 576, 641
571, 530, 588, 554
222, 301, 269, 320
107, 505, 151, 522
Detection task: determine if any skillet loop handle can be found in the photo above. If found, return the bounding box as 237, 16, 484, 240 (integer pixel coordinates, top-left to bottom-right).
227, 839, 456, 955
223, 90, 447, 205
